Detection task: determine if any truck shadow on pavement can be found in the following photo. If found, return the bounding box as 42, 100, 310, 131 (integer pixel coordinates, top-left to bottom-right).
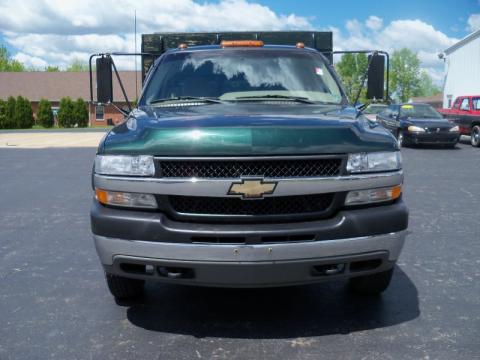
124, 266, 419, 338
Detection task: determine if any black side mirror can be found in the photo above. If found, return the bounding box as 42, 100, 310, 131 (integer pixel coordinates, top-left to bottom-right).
96, 57, 113, 103
367, 54, 385, 100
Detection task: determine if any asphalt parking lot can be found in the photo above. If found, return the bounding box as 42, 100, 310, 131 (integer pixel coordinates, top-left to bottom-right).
0, 139, 479, 360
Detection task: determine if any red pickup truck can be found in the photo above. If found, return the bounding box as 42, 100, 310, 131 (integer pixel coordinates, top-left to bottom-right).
438, 95, 480, 147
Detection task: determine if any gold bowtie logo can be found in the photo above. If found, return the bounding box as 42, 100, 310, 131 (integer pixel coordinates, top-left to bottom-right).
228, 179, 277, 199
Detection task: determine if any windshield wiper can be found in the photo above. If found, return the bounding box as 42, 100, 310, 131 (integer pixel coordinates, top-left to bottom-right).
149, 96, 223, 104
234, 95, 315, 104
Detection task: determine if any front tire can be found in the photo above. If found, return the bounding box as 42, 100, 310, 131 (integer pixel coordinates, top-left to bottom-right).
349, 268, 394, 295
471, 125, 480, 147
397, 130, 404, 148
105, 273, 144, 299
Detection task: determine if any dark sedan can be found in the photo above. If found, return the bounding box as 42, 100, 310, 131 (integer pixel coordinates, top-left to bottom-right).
377, 103, 460, 147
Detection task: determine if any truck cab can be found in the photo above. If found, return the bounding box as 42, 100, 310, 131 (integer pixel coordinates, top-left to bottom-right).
439, 95, 480, 147
90, 33, 408, 300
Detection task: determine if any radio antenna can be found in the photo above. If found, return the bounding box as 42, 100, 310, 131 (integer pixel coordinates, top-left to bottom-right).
134, 9, 138, 103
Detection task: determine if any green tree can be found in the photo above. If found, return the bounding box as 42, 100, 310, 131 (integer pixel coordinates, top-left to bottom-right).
389, 48, 421, 102
0, 45, 25, 72
72, 98, 89, 127
37, 99, 54, 128
4, 96, 17, 128
0, 99, 6, 129
14, 96, 33, 128
58, 97, 75, 127
45, 65, 60, 72
335, 53, 368, 104
415, 70, 441, 97
66, 59, 89, 72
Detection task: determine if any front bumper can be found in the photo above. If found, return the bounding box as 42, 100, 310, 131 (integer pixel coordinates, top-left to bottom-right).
92, 200, 408, 287
91, 199, 408, 242
95, 231, 405, 287
405, 131, 460, 145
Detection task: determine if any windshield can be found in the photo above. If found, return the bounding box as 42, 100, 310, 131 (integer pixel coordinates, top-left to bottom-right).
399, 104, 443, 119
140, 48, 344, 105
364, 104, 387, 114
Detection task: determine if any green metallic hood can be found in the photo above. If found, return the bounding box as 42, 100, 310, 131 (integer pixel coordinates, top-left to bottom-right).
101, 105, 397, 156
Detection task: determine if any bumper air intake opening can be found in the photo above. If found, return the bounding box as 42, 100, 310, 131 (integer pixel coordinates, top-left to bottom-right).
262, 234, 315, 243
191, 236, 245, 244
311, 263, 346, 276
350, 259, 382, 272
157, 266, 195, 279
120, 263, 154, 275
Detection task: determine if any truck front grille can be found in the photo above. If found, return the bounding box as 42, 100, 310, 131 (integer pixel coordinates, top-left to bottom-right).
169, 193, 335, 217
157, 157, 343, 178
425, 127, 453, 133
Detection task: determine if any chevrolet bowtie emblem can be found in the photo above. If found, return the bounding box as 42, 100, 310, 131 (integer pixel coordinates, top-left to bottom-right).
228, 179, 277, 199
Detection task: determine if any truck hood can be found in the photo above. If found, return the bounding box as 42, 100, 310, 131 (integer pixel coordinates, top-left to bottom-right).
101, 104, 397, 156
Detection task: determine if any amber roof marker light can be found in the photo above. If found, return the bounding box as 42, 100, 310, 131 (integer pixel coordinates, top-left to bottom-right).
221, 40, 264, 48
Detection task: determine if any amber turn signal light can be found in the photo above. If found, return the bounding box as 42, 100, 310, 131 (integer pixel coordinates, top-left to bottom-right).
95, 188, 108, 205
344, 185, 402, 206
95, 188, 157, 209
221, 40, 264, 48
391, 185, 402, 200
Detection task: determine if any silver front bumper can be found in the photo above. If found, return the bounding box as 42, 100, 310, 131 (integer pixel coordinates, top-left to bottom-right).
94, 230, 406, 287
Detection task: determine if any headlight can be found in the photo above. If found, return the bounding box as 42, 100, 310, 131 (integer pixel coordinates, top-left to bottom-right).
94, 155, 155, 176
345, 185, 402, 206
95, 189, 157, 209
449, 126, 459, 132
347, 151, 401, 173
408, 126, 425, 133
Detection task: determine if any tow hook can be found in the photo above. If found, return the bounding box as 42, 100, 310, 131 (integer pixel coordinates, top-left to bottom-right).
157, 266, 195, 279
312, 263, 346, 276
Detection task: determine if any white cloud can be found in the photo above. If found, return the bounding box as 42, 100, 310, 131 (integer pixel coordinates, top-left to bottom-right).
0, 0, 312, 69
331, 18, 458, 85
13, 52, 48, 68
365, 16, 383, 31
0, 1, 461, 85
378, 19, 456, 50
346, 19, 362, 34
0, 0, 312, 34
467, 14, 480, 32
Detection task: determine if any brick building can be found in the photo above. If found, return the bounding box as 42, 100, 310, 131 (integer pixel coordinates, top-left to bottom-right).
410, 93, 443, 109
0, 71, 141, 126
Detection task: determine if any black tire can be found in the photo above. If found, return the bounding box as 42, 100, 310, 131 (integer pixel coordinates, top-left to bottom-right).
349, 268, 394, 295
471, 125, 480, 147
396, 130, 405, 148
105, 273, 144, 299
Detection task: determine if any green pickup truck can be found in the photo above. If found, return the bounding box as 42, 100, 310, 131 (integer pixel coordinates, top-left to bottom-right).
90, 32, 408, 300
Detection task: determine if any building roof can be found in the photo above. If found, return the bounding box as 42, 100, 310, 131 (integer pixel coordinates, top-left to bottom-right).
0, 71, 141, 102
410, 93, 443, 103
444, 29, 480, 55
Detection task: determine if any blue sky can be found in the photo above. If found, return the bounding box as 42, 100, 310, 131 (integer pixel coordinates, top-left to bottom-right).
0, 0, 479, 83
255, 0, 479, 38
